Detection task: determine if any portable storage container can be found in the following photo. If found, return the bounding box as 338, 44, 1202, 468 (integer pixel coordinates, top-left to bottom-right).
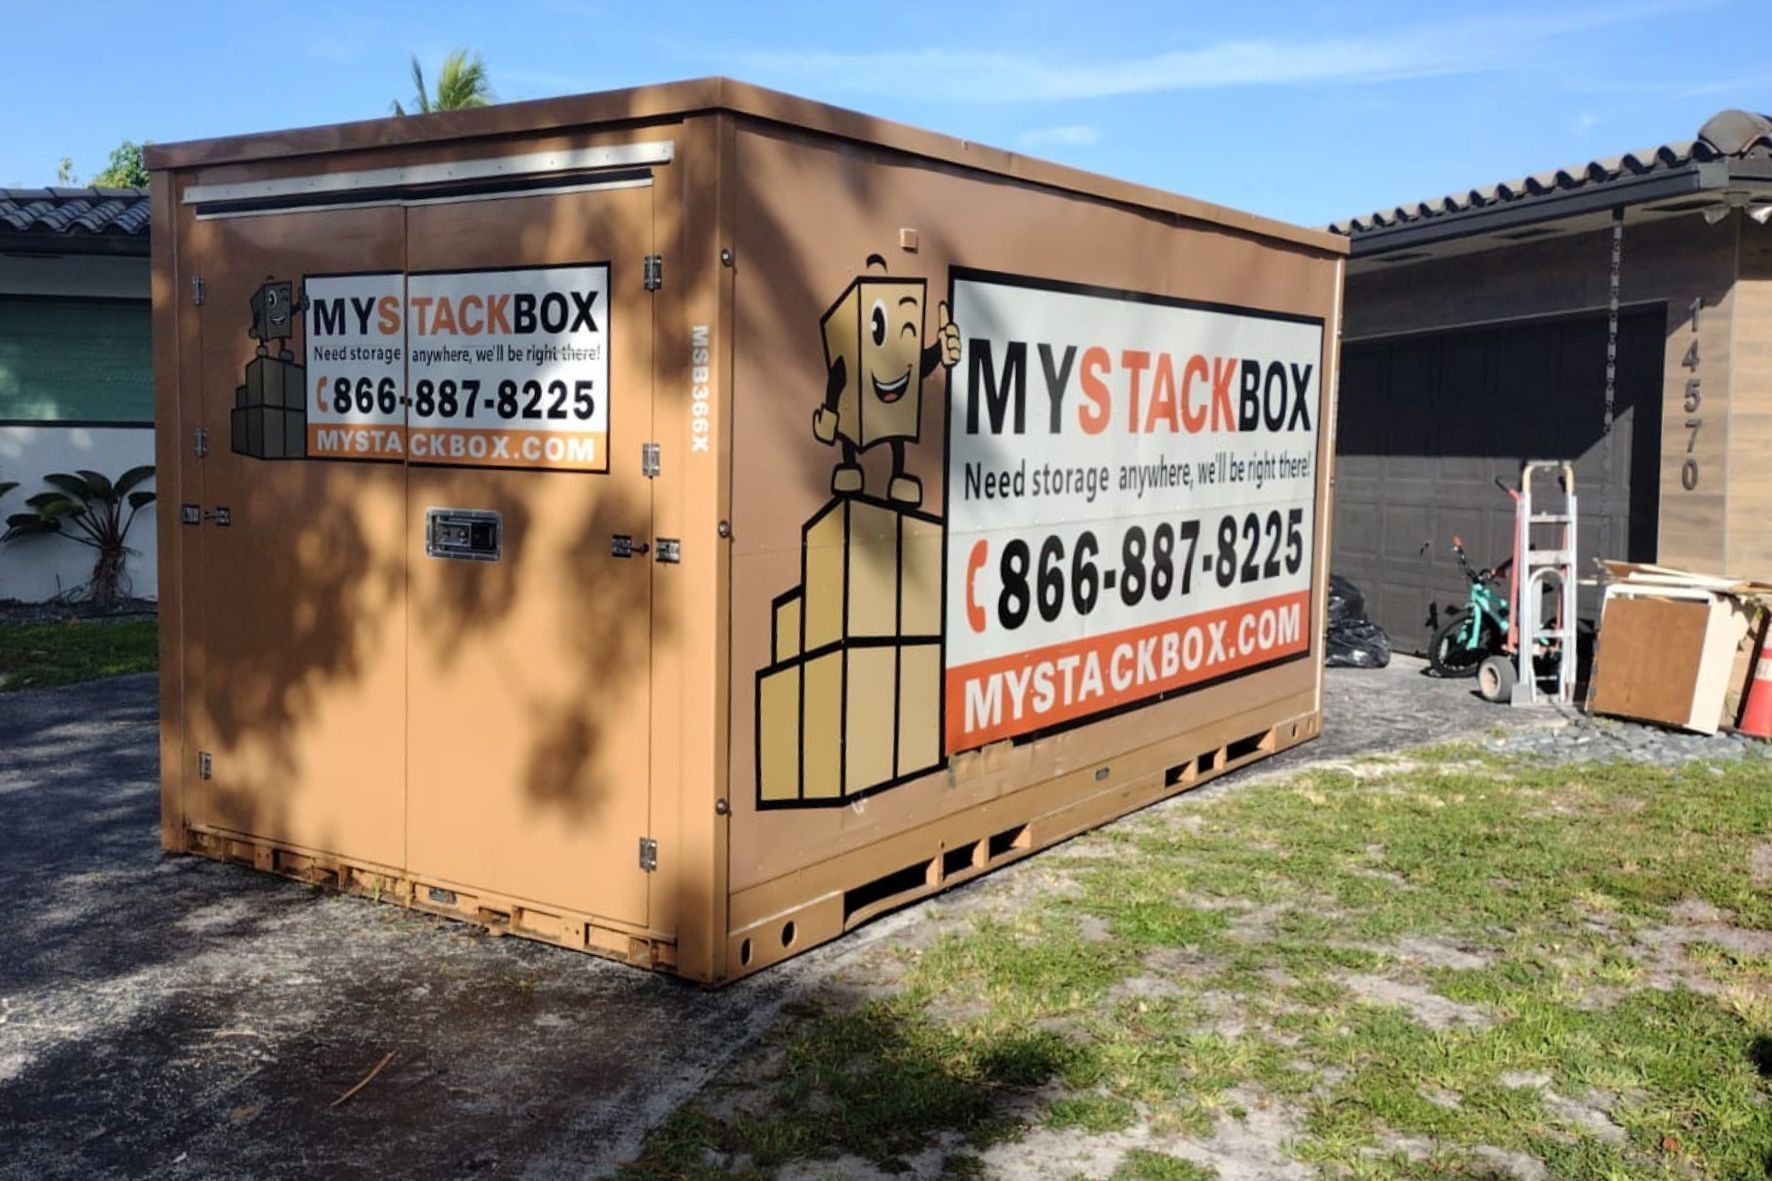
148, 79, 1347, 983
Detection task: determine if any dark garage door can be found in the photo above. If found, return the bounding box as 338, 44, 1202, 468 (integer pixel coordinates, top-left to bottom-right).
1333, 308, 1664, 654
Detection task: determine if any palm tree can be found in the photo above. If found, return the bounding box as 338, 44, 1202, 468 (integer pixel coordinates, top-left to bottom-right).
393, 49, 493, 116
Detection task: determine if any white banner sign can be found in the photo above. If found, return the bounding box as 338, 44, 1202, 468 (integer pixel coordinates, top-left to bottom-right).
406, 264, 610, 471
299, 264, 611, 471
304, 272, 406, 459
943, 271, 1324, 751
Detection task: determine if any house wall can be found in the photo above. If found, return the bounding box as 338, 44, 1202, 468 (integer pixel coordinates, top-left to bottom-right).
1730, 217, 1772, 574
0, 252, 156, 603
1342, 214, 1740, 573
0, 253, 147, 298
0, 424, 157, 602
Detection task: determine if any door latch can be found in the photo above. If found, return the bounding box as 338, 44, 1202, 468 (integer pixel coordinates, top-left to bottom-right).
654, 538, 681, 563
611, 535, 650, 558
641, 442, 661, 478
194, 427, 210, 458
643, 254, 663, 292
638, 837, 658, 872
180, 504, 201, 526
204, 507, 231, 527
196, 751, 213, 780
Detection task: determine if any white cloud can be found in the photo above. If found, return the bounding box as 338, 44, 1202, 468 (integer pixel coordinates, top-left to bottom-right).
1674, 76, 1772, 99
1019, 125, 1102, 148
1570, 111, 1602, 135
739, 3, 1711, 103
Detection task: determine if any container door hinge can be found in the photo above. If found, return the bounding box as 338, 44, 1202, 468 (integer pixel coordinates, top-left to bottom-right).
197, 751, 213, 780
190, 275, 206, 306
638, 837, 658, 872
641, 442, 661, 478
643, 254, 663, 291
194, 427, 210, 458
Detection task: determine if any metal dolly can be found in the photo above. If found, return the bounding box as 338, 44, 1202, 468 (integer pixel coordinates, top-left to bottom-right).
1478, 461, 1578, 706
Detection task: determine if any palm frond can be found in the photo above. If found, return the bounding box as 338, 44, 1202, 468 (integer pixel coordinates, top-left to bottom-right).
435, 48, 492, 111
41, 472, 93, 502
74, 469, 116, 502
410, 54, 432, 114
114, 465, 156, 498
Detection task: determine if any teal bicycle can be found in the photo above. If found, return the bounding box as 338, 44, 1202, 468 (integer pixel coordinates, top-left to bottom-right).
1427, 536, 1511, 678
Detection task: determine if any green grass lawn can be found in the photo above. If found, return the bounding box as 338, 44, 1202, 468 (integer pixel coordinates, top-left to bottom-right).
0, 617, 158, 691
624, 750, 1772, 1181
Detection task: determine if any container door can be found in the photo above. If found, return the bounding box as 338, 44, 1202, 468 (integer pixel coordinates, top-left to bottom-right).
184, 208, 410, 866
402, 185, 655, 927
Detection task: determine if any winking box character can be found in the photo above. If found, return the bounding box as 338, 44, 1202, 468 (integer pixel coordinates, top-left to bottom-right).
811, 254, 960, 506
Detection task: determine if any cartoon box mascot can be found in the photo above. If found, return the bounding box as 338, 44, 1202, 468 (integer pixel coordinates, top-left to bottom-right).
811, 254, 960, 506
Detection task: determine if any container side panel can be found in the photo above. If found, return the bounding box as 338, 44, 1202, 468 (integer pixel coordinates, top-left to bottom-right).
152, 174, 187, 851
402, 185, 655, 927
725, 122, 1339, 895
647, 109, 735, 980
183, 206, 409, 867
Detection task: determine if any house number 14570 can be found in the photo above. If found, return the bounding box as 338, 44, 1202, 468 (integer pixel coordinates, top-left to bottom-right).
1682, 296, 1702, 491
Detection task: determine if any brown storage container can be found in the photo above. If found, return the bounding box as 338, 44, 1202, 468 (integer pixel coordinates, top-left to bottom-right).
147, 79, 1347, 983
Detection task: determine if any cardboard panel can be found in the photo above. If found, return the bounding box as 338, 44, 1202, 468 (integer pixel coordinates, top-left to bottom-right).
1589, 593, 1751, 733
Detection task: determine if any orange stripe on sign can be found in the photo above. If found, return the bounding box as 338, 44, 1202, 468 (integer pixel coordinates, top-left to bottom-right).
945, 589, 1311, 750
405, 428, 608, 471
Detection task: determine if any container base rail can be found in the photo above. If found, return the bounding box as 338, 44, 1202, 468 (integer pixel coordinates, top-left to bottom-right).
176, 708, 1318, 981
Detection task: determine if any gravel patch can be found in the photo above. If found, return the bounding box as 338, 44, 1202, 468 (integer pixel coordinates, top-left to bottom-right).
1472, 1144, 1548, 1181
1337, 974, 1494, 1030
1480, 704, 1772, 766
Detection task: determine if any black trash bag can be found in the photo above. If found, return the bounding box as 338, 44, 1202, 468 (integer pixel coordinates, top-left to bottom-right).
1326, 574, 1366, 625
1324, 573, 1391, 668
1326, 618, 1392, 669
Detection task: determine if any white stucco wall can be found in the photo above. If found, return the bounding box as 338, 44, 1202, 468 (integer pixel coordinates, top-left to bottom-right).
2, 249, 155, 603
0, 425, 158, 603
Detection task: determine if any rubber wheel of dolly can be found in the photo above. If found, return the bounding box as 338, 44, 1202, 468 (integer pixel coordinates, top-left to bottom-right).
1476, 653, 1517, 703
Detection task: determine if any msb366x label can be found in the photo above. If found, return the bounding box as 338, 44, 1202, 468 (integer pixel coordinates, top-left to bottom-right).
943, 270, 1324, 751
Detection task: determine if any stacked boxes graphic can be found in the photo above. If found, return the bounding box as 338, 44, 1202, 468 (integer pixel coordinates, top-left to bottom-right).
232, 351, 307, 459
756, 496, 944, 806
232, 279, 308, 460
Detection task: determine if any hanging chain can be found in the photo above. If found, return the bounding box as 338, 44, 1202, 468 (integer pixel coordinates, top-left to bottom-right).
1604, 207, 1623, 436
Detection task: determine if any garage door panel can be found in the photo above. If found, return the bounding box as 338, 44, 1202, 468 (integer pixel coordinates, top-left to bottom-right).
1335, 308, 1665, 652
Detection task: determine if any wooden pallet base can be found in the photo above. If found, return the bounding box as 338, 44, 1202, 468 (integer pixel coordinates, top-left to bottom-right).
177, 827, 678, 971
175, 706, 1317, 984
723, 708, 1319, 980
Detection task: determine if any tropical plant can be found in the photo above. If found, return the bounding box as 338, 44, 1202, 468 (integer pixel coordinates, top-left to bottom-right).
2, 467, 155, 611
392, 49, 493, 116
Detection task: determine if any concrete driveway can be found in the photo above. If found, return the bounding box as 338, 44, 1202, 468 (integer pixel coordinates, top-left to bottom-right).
0, 659, 1510, 1180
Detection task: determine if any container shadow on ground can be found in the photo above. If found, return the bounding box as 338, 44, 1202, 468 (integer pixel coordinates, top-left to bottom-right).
0, 660, 1514, 1180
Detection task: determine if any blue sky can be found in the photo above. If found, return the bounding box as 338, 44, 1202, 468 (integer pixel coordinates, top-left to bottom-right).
7, 0, 1766, 226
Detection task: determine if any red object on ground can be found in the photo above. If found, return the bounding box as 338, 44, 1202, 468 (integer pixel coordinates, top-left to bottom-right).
1738, 644, 1772, 739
